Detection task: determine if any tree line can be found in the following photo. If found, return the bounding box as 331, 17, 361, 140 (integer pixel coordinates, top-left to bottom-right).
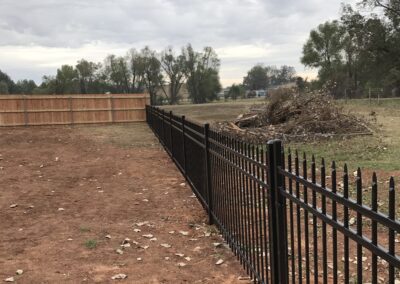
301, 0, 400, 97
0, 44, 222, 105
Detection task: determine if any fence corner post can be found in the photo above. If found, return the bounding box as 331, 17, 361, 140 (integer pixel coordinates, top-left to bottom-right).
204, 123, 213, 225
267, 139, 288, 284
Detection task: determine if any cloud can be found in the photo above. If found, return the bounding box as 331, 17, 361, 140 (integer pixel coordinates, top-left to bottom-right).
0, 0, 358, 86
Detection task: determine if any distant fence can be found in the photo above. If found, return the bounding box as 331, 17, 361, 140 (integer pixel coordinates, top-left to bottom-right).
146, 105, 399, 284
0, 94, 149, 126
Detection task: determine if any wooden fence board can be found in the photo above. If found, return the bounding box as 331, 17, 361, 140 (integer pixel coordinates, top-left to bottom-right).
0, 94, 149, 126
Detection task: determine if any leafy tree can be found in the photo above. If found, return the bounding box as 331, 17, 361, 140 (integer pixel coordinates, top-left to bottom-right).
160, 47, 186, 104
0, 70, 16, 94
0, 81, 9, 94
76, 59, 101, 94
184, 45, 221, 104
127, 48, 146, 93
243, 64, 269, 90
55, 65, 79, 94
104, 55, 131, 93
227, 84, 245, 100
15, 79, 37, 94
301, 21, 343, 84
140, 47, 163, 105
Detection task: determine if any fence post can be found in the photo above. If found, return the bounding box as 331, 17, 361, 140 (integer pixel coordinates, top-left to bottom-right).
161, 109, 165, 143
204, 123, 213, 225
267, 140, 288, 284
23, 95, 28, 126
69, 96, 74, 125
169, 111, 174, 156
182, 115, 187, 174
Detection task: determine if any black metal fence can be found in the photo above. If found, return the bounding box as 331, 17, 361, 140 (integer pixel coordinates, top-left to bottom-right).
146, 105, 399, 284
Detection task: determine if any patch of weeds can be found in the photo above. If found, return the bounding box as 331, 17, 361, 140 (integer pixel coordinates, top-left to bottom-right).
84, 239, 97, 249
79, 226, 91, 233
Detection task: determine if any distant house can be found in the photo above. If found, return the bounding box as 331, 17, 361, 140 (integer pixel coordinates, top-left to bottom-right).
217, 87, 231, 99
255, 90, 267, 97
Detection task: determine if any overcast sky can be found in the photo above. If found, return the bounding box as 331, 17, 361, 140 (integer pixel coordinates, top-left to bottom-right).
0, 0, 358, 87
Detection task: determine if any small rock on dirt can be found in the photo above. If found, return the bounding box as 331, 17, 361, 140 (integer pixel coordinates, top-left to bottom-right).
15, 270, 23, 275
177, 262, 186, 267
216, 259, 224, 265
9, 204, 18, 208
116, 249, 124, 255
111, 273, 127, 280
4, 277, 14, 282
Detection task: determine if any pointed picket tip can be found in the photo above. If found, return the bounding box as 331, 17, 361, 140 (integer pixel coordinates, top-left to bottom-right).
389, 177, 395, 189
288, 147, 291, 154
312, 154, 315, 163
321, 157, 325, 166
357, 167, 362, 178
344, 163, 348, 173
295, 149, 299, 157
372, 172, 377, 183
331, 160, 336, 169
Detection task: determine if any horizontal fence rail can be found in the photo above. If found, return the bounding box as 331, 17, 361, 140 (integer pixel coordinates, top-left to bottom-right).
146, 105, 399, 284
0, 94, 149, 126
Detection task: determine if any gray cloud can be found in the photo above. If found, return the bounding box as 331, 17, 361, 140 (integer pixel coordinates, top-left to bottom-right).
0, 0, 357, 85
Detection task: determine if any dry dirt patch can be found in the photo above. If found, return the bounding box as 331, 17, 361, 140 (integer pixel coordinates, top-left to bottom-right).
0, 124, 247, 283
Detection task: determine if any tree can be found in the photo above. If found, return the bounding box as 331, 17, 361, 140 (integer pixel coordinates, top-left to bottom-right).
0, 81, 9, 94
76, 59, 101, 94
127, 48, 146, 93
160, 47, 186, 104
243, 64, 269, 90
301, 20, 345, 95
227, 84, 245, 100
140, 47, 163, 105
0, 70, 15, 94
183, 45, 221, 104
104, 55, 131, 93
15, 79, 37, 94
55, 65, 79, 94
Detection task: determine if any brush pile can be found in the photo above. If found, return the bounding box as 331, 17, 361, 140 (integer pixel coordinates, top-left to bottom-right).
214, 90, 372, 143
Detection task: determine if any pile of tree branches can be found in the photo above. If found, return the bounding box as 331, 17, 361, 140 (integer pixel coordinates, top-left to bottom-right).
215, 90, 372, 143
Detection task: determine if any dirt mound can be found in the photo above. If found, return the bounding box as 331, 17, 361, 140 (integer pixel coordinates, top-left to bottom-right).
215, 91, 372, 143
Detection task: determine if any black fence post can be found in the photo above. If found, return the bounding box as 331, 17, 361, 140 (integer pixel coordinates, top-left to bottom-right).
204, 123, 213, 225
268, 140, 288, 284
182, 115, 187, 174
169, 111, 173, 157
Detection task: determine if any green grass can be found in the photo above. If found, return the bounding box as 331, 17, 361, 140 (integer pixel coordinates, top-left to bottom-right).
84, 239, 97, 249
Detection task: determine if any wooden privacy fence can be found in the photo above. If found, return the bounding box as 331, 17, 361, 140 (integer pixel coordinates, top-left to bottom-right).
0, 94, 149, 126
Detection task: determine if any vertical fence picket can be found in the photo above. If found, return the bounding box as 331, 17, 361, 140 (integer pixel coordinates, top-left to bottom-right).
343, 164, 350, 284
371, 172, 378, 284
389, 177, 395, 283
321, 158, 327, 284
356, 168, 363, 284
331, 161, 338, 284
311, 155, 318, 284
303, 153, 310, 284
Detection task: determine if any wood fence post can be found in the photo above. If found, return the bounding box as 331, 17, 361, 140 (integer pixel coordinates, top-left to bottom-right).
23, 96, 28, 126
69, 96, 74, 125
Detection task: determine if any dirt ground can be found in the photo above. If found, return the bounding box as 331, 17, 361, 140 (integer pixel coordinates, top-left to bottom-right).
0, 123, 248, 283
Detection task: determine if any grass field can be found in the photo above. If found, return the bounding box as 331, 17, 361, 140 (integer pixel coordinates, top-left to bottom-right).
163, 98, 400, 176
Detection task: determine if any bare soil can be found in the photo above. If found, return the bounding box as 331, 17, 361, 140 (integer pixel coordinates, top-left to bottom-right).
0, 124, 248, 283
